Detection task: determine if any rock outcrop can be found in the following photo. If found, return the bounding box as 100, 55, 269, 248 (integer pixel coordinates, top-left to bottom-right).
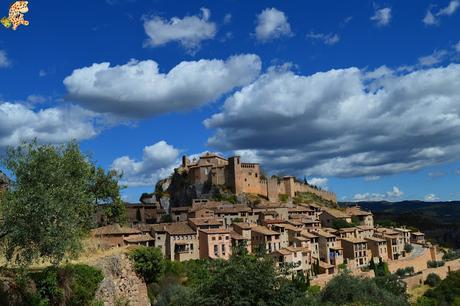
93, 254, 150, 306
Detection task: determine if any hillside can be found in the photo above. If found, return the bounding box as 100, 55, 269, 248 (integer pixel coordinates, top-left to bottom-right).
340, 201, 460, 248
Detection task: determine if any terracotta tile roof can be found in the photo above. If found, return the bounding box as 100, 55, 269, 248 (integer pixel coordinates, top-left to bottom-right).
165, 223, 196, 235
252, 225, 279, 236
316, 230, 337, 239
365, 237, 386, 243
199, 228, 230, 234
300, 230, 318, 239
188, 217, 222, 227
214, 205, 251, 214
357, 225, 374, 231
229, 231, 247, 240
124, 233, 154, 243
412, 232, 424, 236
92, 224, 141, 236
322, 207, 350, 219
232, 222, 253, 230
341, 237, 367, 244
319, 261, 334, 269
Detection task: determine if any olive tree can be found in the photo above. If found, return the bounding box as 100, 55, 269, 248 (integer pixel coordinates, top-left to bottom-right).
0, 141, 122, 266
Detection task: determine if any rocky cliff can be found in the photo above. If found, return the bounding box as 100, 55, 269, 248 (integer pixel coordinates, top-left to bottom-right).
93, 253, 150, 306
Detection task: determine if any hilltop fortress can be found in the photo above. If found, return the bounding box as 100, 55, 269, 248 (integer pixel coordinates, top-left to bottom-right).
176, 152, 336, 203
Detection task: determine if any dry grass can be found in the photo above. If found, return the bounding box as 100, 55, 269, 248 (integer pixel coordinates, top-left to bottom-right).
408, 284, 430, 304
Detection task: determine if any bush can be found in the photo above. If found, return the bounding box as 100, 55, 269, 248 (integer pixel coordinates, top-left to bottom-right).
427, 260, 445, 268
424, 270, 460, 305
30, 264, 103, 306
424, 273, 441, 287
62, 264, 104, 306
404, 244, 414, 253
278, 194, 289, 202
395, 266, 414, 278
442, 249, 460, 261
130, 247, 165, 284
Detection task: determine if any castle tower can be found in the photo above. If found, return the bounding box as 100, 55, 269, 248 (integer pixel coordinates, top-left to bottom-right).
228, 156, 242, 194
283, 176, 295, 198
182, 155, 190, 168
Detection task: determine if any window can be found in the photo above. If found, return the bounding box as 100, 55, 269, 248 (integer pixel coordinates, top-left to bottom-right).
190, 244, 193, 250
222, 244, 226, 254
214, 245, 218, 255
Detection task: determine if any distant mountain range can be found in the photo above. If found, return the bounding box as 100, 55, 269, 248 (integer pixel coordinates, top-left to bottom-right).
340, 200, 460, 249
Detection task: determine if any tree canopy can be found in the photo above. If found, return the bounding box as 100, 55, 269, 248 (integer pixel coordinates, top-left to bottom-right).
0, 141, 124, 266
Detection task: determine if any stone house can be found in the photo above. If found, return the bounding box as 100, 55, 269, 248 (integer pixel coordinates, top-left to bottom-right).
316, 230, 344, 268
199, 228, 232, 260
92, 224, 143, 248
374, 227, 405, 260
365, 236, 389, 261
411, 232, 425, 244
341, 238, 369, 268
171, 207, 190, 222
345, 206, 374, 227
251, 225, 282, 253
164, 223, 199, 261
270, 246, 313, 276
319, 208, 352, 228
394, 227, 412, 246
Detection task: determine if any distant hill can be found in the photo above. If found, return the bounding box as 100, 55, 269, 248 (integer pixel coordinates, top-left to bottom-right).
340, 201, 460, 249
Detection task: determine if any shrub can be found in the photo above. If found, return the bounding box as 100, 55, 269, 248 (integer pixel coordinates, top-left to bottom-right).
278, 194, 289, 202
442, 249, 460, 261
62, 264, 104, 306
424, 273, 441, 287
404, 244, 414, 253
427, 260, 445, 268
130, 247, 165, 284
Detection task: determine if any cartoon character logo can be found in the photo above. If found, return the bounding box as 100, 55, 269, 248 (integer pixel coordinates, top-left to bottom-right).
1, 1, 29, 30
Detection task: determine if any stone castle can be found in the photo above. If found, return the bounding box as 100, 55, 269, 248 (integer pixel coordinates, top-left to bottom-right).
180, 152, 337, 203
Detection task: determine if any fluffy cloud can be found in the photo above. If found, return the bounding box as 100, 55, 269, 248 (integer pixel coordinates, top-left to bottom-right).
371, 8, 392, 26
64, 54, 261, 118
205, 63, 460, 178
306, 32, 340, 45
424, 193, 440, 201
143, 8, 216, 52
308, 177, 328, 188
353, 186, 403, 201
255, 8, 292, 42
0, 102, 99, 148
111, 141, 180, 187
0, 50, 10, 68
423, 1, 460, 25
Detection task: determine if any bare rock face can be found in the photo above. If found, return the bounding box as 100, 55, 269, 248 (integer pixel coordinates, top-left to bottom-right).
93, 254, 150, 306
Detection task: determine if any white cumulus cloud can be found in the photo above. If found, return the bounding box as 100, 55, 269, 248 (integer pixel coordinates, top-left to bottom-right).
111, 140, 180, 187
423, 1, 460, 25
353, 186, 403, 201
0, 102, 100, 148
308, 177, 328, 188
254, 8, 292, 42
143, 8, 217, 52
371, 7, 392, 26
205, 63, 460, 178
64, 54, 261, 118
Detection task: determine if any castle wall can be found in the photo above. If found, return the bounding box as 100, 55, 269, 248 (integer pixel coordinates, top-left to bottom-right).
294, 182, 337, 203
239, 163, 263, 194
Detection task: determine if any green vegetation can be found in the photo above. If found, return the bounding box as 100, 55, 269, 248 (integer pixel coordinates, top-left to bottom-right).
278, 193, 289, 202
395, 266, 415, 278
427, 260, 445, 268
130, 247, 165, 284
417, 270, 460, 305
128, 243, 411, 306
369, 258, 390, 277
214, 193, 237, 204
442, 249, 460, 261
331, 219, 357, 229
294, 192, 337, 208
404, 244, 414, 253
424, 273, 441, 287
0, 264, 103, 306
0, 141, 107, 265
319, 272, 409, 306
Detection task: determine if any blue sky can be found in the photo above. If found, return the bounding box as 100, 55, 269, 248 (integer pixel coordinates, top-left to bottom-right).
1, 0, 460, 202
